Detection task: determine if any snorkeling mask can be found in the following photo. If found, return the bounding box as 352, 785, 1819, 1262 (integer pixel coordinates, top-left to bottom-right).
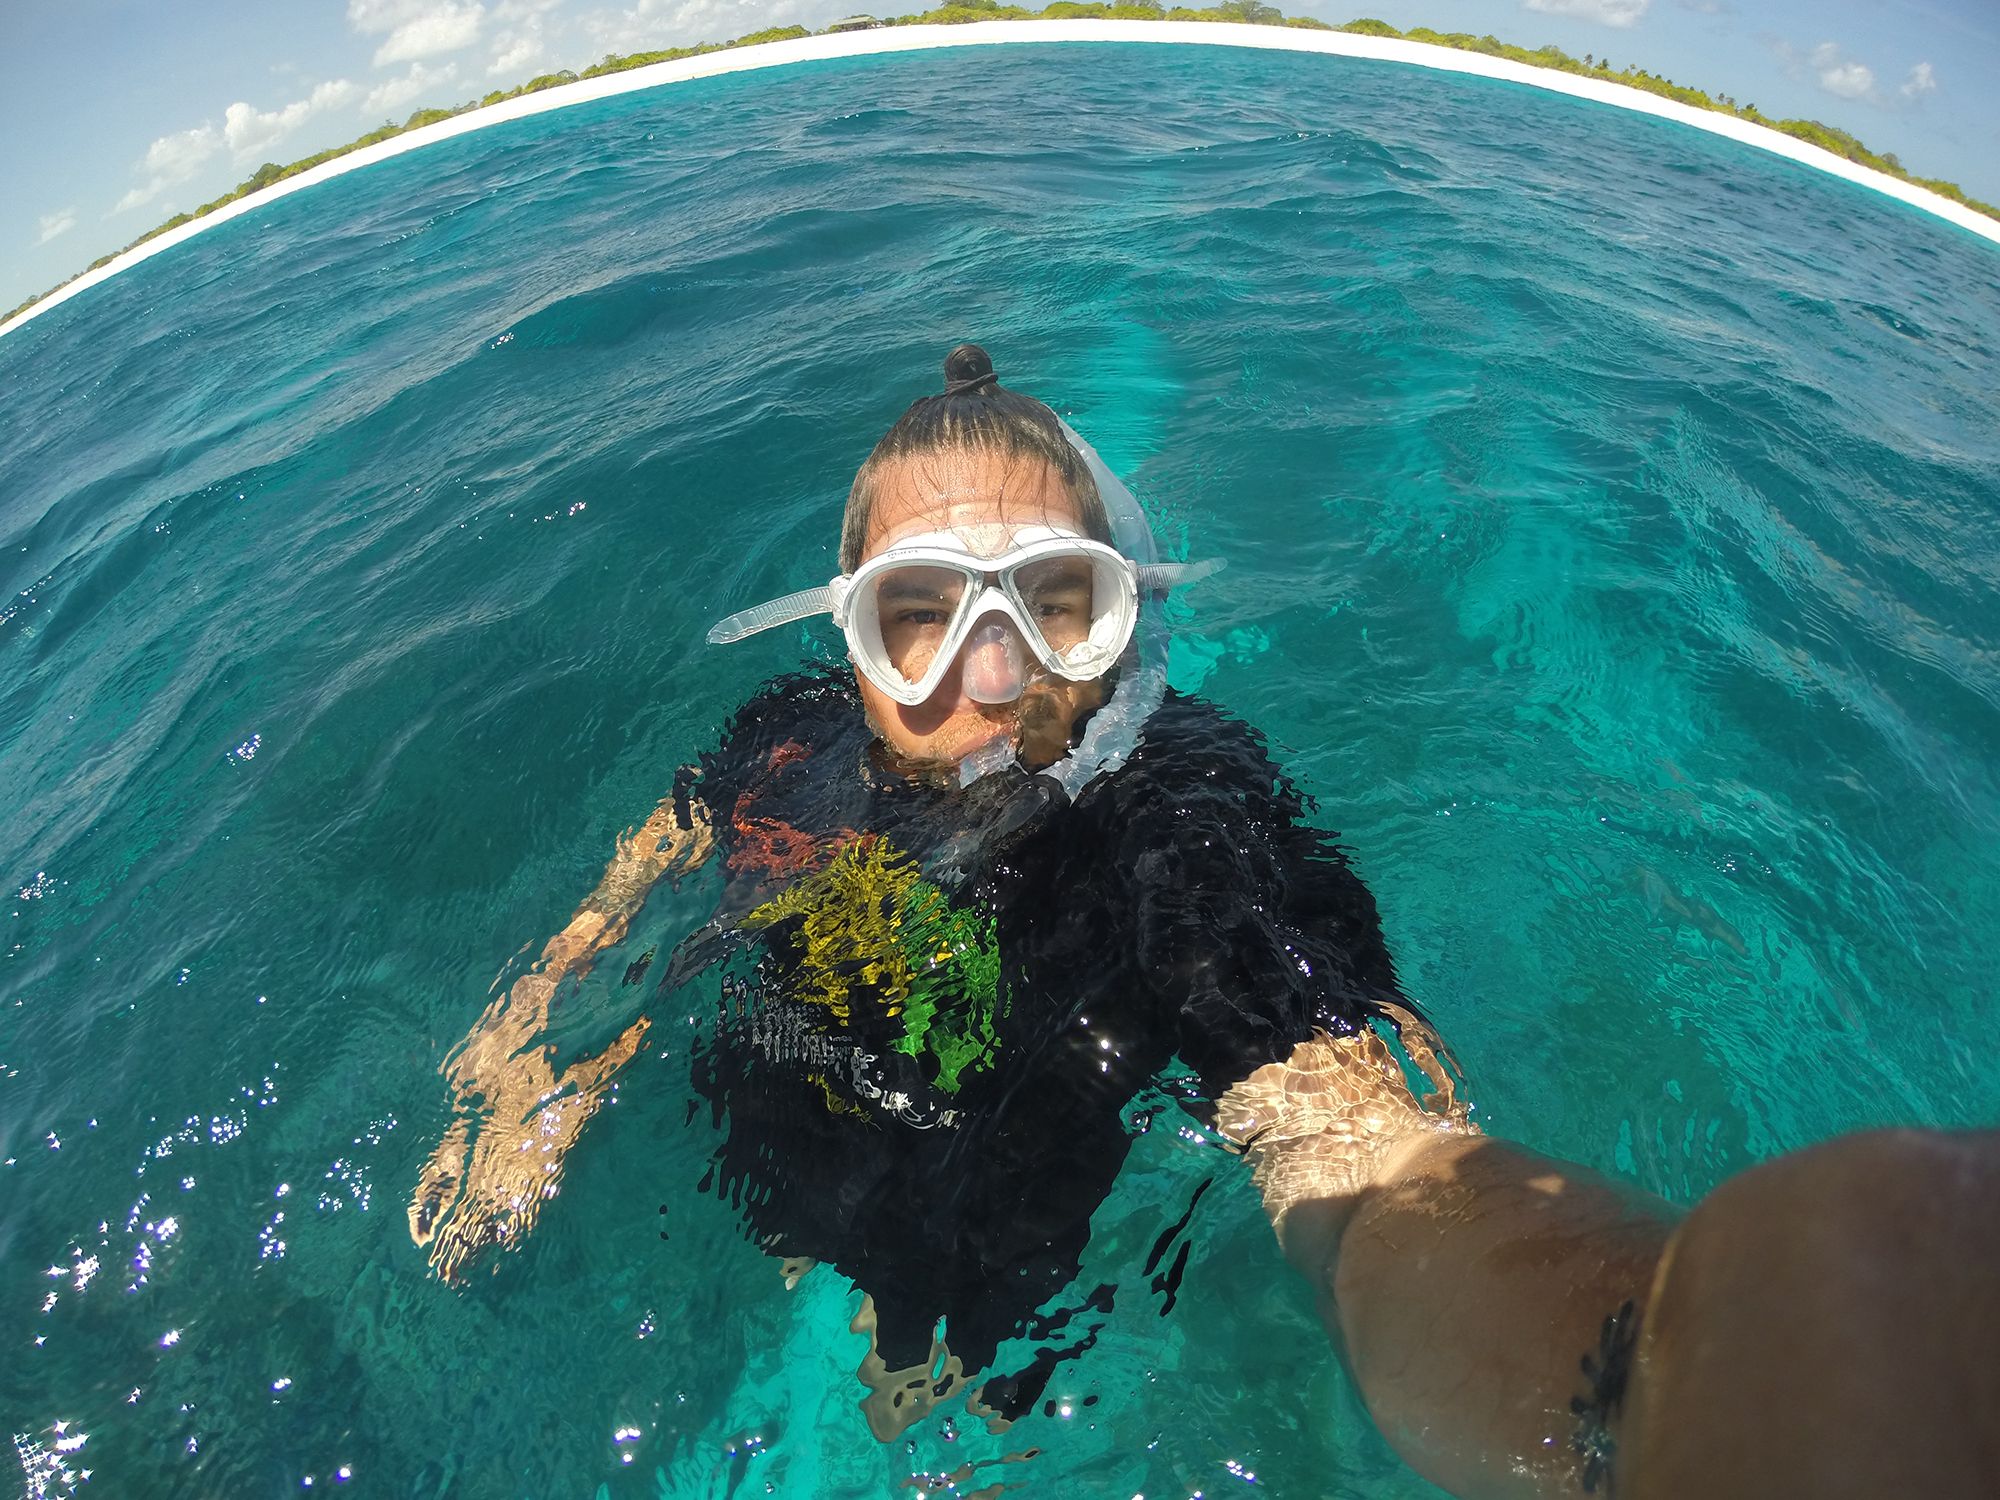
709, 524, 1206, 707
707, 423, 1219, 789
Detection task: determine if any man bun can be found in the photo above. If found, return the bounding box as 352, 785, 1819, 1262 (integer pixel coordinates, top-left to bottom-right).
942, 343, 999, 397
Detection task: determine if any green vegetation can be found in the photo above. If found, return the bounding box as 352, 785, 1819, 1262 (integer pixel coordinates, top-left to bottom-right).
1354, 22, 1998, 227
10, 8, 1993, 326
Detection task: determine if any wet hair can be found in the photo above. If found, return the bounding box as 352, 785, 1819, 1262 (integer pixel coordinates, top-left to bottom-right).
839, 344, 1114, 572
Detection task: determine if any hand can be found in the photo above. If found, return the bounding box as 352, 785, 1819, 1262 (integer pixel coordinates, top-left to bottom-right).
1215, 1008, 1473, 1266
409, 1014, 650, 1282
408, 793, 709, 1281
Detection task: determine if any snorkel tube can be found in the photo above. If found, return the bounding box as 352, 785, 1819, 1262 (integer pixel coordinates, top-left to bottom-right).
956, 421, 1188, 795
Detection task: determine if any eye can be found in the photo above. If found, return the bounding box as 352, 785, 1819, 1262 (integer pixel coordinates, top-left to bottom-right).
898, 608, 948, 628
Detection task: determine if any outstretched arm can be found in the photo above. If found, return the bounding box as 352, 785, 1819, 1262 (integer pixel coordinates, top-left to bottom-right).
1222, 1026, 2000, 1499
1217, 1012, 1672, 1500
410, 793, 712, 1280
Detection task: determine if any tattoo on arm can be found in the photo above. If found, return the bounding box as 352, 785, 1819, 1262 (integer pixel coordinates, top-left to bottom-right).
1572, 1297, 1640, 1495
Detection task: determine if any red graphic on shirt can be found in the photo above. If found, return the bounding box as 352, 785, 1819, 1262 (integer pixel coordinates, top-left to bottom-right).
732, 815, 827, 879
765, 740, 811, 774
728, 739, 855, 882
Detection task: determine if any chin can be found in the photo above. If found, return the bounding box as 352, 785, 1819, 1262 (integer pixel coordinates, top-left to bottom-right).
857, 698, 1008, 778
859, 676, 1100, 779
890, 713, 1018, 774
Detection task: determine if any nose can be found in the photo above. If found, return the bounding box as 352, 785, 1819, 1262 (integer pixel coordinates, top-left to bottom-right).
959, 619, 1027, 705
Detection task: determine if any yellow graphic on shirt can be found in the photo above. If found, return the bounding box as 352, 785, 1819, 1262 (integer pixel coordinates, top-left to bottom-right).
738, 835, 1003, 1094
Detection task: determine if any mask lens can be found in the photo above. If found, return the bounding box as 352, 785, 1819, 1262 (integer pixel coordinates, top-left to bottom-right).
868, 564, 968, 686
1013, 554, 1097, 654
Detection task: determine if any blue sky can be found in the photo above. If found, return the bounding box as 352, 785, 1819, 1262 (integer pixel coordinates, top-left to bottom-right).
4, 0, 1996, 310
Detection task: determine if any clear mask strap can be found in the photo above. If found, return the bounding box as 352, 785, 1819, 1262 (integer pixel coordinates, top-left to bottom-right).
707, 585, 837, 645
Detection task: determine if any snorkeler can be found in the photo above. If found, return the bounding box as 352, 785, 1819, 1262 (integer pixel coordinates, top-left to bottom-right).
412, 341, 1456, 1429
411, 346, 2000, 1497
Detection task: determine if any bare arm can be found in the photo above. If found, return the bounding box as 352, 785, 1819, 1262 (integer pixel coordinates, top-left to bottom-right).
410, 794, 713, 1279
1222, 1027, 2000, 1500
1619, 1127, 2000, 1500
1217, 1013, 1674, 1500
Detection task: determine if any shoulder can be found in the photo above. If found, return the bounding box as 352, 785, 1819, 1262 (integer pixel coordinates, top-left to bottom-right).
701, 667, 865, 766
712, 666, 864, 747
1134, 690, 1274, 761
1090, 690, 1314, 822
693, 667, 869, 807
1074, 690, 1370, 902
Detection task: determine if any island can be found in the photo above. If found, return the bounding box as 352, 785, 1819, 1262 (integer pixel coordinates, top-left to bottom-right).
9, 6, 1995, 329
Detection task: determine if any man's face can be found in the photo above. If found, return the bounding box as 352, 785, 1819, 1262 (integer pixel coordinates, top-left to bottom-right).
854, 448, 1106, 777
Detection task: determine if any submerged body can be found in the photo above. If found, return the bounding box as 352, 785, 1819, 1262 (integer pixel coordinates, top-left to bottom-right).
408, 345, 1465, 1437
673, 668, 1414, 1387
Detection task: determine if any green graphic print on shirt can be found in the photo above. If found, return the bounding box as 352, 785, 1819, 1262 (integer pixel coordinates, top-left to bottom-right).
737, 834, 1005, 1095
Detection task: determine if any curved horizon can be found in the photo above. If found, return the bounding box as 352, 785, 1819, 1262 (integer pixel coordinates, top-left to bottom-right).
5, 19, 1996, 344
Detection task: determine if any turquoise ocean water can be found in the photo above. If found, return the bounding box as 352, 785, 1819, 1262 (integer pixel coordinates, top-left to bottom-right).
3, 41, 1998, 1499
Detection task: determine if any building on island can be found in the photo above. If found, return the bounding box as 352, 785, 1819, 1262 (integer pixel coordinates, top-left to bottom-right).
827, 15, 883, 31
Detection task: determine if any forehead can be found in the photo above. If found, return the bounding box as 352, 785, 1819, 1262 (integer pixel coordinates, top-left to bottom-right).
861, 450, 1082, 561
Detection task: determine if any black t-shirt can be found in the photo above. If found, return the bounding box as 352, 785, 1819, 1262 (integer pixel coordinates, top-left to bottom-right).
667, 669, 1407, 1372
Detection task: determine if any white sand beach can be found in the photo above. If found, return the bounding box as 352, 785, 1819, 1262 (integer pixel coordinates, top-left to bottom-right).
5, 20, 1994, 341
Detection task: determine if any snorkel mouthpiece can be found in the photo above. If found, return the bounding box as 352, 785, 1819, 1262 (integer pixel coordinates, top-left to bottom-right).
960, 620, 1027, 705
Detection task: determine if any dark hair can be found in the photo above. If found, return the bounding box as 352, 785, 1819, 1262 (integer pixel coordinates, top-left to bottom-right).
839, 344, 1113, 571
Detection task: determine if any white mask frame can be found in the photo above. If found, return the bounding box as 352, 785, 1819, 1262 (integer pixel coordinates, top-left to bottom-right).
835, 526, 1134, 706
709, 528, 1213, 707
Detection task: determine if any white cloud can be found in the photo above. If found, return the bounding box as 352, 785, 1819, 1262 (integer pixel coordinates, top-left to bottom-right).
1522, 0, 1650, 28
316, 78, 363, 110
1811, 41, 1875, 101
582, 0, 819, 56
363, 60, 460, 117
114, 123, 223, 213
488, 0, 561, 75
1901, 61, 1936, 98
107, 77, 364, 219
349, 0, 487, 67
221, 102, 304, 159
36, 208, 78, 245
1818, 63, 1873, 99
223, 80, 360, 161
583, 0, 690, 55
489, 32, 543, 75
141, 125, 223, 181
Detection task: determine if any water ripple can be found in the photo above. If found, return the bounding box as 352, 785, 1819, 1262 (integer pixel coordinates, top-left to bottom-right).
1, 40, 1997, 1500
